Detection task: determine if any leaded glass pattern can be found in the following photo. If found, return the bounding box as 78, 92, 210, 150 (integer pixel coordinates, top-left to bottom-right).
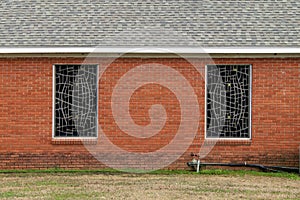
206, 65, 251, 138
54, 64, 98, 137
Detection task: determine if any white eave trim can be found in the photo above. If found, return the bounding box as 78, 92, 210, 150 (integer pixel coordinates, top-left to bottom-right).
0, 47, 300, 54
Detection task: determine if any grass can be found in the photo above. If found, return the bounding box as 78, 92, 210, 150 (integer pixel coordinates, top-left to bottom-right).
197, 169, 300, 180
0, 169, 299, 199
0, 191, 19, 198
0, 168, 119, 174
0, 168, 298, 179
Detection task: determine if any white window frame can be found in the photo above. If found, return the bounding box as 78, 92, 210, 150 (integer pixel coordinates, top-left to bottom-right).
204, 64, 252, 140
52, 64, 99, 139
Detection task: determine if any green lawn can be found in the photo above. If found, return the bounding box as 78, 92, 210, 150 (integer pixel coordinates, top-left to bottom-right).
0, 169, 299, 200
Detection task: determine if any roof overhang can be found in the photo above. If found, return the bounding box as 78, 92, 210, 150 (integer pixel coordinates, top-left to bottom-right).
0, 47, 300, 54
0, 47, 300, 58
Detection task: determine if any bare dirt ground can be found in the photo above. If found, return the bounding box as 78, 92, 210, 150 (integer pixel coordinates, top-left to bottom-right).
0, 172, 299, 200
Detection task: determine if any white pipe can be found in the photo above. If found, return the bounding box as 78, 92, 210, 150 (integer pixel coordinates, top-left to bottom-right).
196, 159, 200, 173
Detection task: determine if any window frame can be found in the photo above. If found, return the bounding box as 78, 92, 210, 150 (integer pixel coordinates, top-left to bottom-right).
204, 64, 252, 140
52, 64, 99, 139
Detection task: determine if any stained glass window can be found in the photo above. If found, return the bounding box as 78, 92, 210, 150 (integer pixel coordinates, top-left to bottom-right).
54, 65, 98, 137
206, 65, 251, 138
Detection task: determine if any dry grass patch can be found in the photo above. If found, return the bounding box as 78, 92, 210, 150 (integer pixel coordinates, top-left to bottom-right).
0, 170, 299, 199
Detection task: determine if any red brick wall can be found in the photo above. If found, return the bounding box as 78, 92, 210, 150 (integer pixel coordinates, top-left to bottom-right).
0, 57, 299, 169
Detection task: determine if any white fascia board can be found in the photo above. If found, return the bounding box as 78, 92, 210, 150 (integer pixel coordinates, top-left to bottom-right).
204, 47, 300, 54
0, 47, 300, 54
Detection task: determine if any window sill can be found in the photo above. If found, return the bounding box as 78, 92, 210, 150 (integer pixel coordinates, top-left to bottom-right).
51, 138, 98, 145
204, 139, 251, 146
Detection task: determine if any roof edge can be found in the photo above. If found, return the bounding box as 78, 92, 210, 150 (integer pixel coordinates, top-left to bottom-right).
0, 47, 300, 54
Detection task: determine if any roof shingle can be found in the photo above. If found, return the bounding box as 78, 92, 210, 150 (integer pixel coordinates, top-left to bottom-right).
0, 0, 299, 47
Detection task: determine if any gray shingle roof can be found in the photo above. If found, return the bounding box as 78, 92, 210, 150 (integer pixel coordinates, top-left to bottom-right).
0, 0, 299, 48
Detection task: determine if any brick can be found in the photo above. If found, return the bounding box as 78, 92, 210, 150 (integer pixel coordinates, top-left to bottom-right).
0, 57, 299, 169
